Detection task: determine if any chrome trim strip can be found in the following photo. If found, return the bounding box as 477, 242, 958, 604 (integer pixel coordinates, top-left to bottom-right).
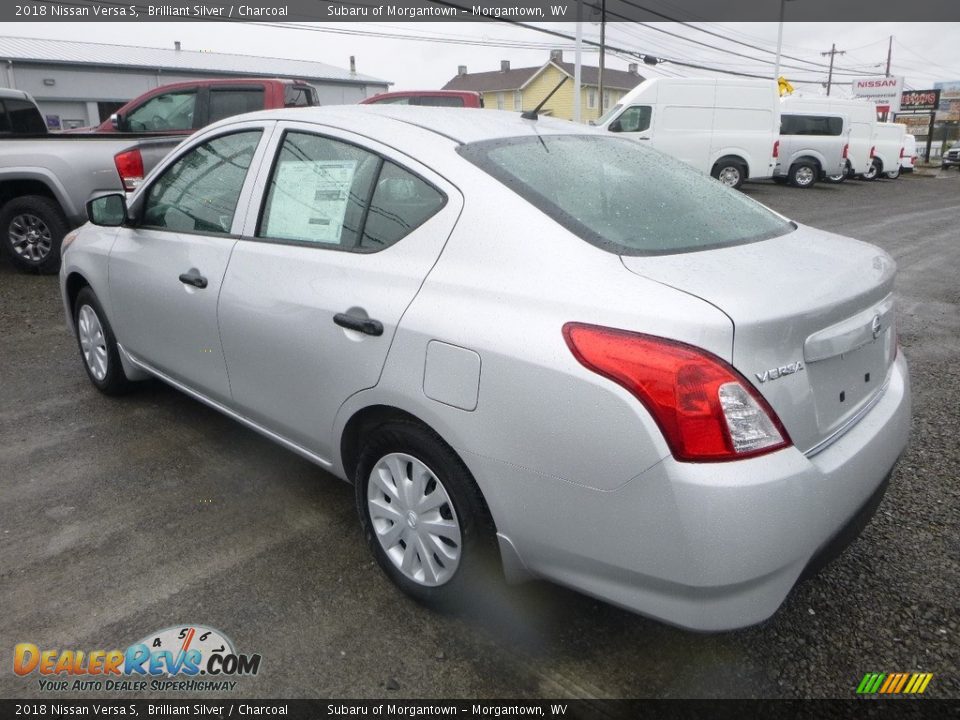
118, 344, 333, 469
804, 376, 891, 458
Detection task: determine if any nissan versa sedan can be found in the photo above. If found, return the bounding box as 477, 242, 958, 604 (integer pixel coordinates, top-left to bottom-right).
60, 106, 911, 631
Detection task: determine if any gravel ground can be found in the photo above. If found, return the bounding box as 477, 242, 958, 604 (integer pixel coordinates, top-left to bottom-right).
0, 170, 957, 700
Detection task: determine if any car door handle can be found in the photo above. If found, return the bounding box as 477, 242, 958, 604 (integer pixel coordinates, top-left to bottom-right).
333, 313, 384, 337
178, 271, 208, 289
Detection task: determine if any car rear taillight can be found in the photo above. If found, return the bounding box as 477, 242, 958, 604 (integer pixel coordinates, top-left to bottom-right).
773, 140, 779, 159
899, 146, 905, 158
114, 149, 144, 192
870, 145, 876, 158
563, 323, 791, 462
842, 143, 849, 159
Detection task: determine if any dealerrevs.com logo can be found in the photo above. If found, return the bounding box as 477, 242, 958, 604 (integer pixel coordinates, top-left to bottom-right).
15, 625, 262, 692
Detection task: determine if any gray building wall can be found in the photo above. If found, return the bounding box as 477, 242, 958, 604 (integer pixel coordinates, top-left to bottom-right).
0, 60, 387, 128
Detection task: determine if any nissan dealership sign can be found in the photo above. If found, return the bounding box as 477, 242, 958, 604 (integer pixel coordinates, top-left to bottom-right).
852, 76, 904, 113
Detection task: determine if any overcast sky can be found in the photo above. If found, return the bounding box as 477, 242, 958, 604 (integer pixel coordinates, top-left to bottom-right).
11, 21, 960, 94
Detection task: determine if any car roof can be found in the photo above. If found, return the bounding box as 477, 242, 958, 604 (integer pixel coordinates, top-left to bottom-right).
0, 87, 33, 101
216, 105, 597, 145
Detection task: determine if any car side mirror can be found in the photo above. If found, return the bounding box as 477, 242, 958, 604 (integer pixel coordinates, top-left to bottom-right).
87, 193, 128, 227
111, 113, 129, 132
608, 119, 622, 132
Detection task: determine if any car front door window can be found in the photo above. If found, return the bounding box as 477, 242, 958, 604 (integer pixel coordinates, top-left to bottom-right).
143, 130, 263, 235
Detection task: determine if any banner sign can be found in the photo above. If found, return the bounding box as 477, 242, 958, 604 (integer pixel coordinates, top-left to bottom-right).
899, 89, 941, 113
852, 76, 904, 113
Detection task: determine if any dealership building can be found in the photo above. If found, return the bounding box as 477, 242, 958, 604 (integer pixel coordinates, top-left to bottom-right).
0, 36, 390, 130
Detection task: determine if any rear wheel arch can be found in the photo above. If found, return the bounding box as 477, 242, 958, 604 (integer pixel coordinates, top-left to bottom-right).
340, 404, 498, 526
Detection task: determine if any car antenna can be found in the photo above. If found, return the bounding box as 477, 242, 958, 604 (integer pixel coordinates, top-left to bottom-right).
521, 77, 569, 121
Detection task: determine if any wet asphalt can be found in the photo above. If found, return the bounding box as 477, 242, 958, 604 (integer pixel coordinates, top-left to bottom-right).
1, 170, 958, 700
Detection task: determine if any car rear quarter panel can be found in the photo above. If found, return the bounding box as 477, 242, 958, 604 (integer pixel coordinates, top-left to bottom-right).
334, 158, 734, 506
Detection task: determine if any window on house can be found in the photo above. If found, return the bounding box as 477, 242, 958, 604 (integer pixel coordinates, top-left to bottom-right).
496, 93, 505, 110
602, 91, 611, 111
513, 91, 522, 111
587, 88, 597, 110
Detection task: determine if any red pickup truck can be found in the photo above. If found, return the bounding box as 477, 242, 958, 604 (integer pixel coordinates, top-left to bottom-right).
360, 90, 483, 108
81, 77, 319, 135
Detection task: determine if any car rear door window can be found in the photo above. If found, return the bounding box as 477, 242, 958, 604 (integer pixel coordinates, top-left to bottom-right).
284, 85, 318, 107
142, 130, 262, 234
208, 88, 265, 123
781, 114, 844, 136
258, 131, 445, 252
418, 96, 465, 107
126, 91, 197, 132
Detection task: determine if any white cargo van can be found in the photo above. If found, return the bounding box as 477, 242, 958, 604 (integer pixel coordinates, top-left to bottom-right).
867, 122, 907, 180
597, 77, 780, 190
774, 111, 849, 188
781, 95, 877, 182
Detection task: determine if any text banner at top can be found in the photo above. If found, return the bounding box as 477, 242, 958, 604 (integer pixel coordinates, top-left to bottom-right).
6, 0, 960, 22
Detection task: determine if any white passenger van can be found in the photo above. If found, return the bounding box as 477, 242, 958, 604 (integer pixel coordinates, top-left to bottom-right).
781, 95, 877, 182
597, 77, 780, 190
868, 122, 907, 180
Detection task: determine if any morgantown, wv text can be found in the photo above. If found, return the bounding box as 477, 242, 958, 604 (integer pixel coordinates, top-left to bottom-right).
327, 4, 573, 17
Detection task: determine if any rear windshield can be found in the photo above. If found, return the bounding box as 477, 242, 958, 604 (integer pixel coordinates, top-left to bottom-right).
285, 85, 318, 107
781, 114, 844, 136
458, 135, 793, 256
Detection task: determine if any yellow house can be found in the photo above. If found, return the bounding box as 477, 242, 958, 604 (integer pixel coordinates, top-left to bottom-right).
441, 51, 645, 123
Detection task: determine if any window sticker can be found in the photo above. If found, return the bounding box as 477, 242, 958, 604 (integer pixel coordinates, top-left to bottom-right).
265, 160, 357, 244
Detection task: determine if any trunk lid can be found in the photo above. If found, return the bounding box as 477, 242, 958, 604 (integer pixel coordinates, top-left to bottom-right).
621, 225, 897, 454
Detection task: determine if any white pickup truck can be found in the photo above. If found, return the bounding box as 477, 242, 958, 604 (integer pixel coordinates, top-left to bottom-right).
0, 88, 182, 273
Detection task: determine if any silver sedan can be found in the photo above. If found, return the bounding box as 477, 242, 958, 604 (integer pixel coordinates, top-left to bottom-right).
60, 106, 910, 631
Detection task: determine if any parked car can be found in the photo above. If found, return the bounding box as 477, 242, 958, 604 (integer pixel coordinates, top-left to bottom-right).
774, 111, 849, 188
62, 106, 910, 631
360, 90, 483, 108
0, 88, 182, 273
74, 78, 319, 135
597, 77, 780, 189
899, 133, 917, 174
941, 142, 960, 170
782, 95, 877, 183
864, 122, 906, 181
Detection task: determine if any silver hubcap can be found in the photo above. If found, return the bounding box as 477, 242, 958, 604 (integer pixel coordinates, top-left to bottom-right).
827, 174, 844, 182
367, 452, 461, 587
718, 166, 741, 187
795, 166, 815, 185
9, 213, 53, 262
77, 304, 108, 381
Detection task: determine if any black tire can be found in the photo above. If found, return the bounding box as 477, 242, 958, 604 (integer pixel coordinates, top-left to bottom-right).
788, 161, 819, 188
73, 287, 132, 396
711, 160, 746, 190
0, 195, 69, 274
355, 420, 497, 608
860, 159, 881, 181
885, 165, 901, 180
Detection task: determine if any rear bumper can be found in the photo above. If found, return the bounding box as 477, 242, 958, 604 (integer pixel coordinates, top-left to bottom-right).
472, 353, 911, 631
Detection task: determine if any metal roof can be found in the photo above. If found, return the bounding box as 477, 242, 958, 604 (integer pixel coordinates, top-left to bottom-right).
0, 36, 388, 86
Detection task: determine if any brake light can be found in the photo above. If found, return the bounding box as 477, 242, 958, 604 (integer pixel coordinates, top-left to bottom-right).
773, 140, 779, 159
114, 149, 144, 192
563, 323, 791, 462
870, 146, 876, 158
899, 146, 905, 158
842, 143, 849, 159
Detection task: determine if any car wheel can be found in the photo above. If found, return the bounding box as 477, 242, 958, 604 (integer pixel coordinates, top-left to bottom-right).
885, 166, 901, 180
711, 161, 746, 190
74, 287, 131, 395
0, 195, 69, 274
355, 421, 495, 606
788, 162, 818, 188
860, 160, 880, 181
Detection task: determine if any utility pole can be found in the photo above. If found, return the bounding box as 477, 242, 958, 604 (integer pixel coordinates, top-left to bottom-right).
573, 0, 582, 123
821, 43, 846, 96
598, 0, 606, 117
885, 35, 893, 76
